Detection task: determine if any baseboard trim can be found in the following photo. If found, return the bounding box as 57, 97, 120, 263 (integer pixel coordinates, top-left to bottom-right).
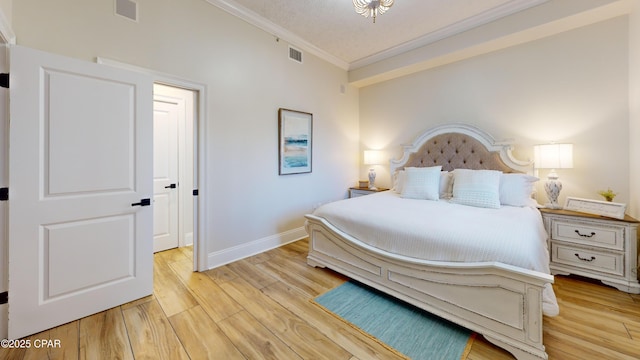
206, 227, 307, 269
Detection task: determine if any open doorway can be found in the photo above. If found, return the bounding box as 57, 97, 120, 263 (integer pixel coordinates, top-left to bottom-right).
95, 56, 207, 272
153, 84, 195, 253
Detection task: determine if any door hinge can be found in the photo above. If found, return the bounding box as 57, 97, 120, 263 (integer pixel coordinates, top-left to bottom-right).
0, 291, 7, 305
0, 187, 7, 201
193, 189, 199, 196
0, 73, 8, 88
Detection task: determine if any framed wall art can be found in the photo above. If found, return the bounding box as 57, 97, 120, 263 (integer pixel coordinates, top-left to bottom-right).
278, 108, 312, 175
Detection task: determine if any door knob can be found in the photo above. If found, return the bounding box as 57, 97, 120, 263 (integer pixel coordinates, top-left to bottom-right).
164, 183, 177, 189
131, 198, 151, 207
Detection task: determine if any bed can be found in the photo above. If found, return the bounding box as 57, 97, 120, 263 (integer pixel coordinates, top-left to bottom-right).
305, 124, 557, 360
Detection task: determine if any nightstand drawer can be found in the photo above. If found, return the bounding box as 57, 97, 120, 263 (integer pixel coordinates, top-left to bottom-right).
551, 243, 624, 276
350, 189, 371, 198
348, 187, 389, 198
551, 220, 624, 251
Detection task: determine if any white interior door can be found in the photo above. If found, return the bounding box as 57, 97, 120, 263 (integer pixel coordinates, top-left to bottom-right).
153, 95, 179, 252
8, 45, 153, 339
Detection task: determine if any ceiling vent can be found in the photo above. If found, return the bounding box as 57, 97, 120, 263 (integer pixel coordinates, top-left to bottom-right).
289, 46, 303, 64
115, 0, 138, 22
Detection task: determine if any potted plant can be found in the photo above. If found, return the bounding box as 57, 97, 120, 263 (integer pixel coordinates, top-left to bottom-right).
597, 188, 617, 202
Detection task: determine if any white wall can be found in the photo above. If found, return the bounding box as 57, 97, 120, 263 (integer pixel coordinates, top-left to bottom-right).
11, 0, 359, 267
359, 17, 630, 208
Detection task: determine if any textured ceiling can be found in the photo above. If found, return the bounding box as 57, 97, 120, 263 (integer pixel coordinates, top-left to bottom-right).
208, 0, 548, 68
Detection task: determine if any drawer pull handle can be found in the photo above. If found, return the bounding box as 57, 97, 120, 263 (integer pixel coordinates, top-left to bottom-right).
574, 253, 596, 262
574, 230, 596, 238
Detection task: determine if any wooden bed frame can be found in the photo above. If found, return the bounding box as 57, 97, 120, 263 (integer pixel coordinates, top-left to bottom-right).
306, 124, 553, 360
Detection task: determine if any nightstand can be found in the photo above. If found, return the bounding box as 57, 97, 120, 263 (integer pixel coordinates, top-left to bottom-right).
348, 187, 388, 198
540, 208, 640, 293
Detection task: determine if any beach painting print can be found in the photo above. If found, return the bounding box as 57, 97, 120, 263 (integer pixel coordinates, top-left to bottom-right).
279, 108, 312, 175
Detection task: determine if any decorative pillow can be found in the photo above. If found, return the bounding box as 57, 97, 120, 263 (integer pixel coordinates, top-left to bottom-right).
450, 169, 502, 209
393, 170, 406, 194
401, 166, 442, 200
500, 173, 539, 207
439, 171, 453, 199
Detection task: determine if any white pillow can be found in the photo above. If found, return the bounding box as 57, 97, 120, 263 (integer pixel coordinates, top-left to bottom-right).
393, 170, 406, 194
439, 171, 453, 199
401, 166, 442, 200
450, 169, 502, 209
500, 173, 539, 207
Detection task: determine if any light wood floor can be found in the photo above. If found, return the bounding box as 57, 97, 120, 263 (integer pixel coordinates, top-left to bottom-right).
2, 238, 639, 360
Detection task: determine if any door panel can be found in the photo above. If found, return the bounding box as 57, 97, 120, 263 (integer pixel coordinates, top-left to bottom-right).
45, 215, 135, 298
46, 70, 134, 195
153, 192, 173, 248
8, 46, 153, 339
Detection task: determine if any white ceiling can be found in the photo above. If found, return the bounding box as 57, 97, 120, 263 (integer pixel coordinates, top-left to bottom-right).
205, 0, 549, 70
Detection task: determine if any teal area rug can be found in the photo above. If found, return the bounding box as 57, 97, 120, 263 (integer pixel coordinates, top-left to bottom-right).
314, 281, 474, 360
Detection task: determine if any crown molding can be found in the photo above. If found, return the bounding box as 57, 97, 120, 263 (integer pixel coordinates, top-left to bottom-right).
349, 0, 549, 70
205, 0, 349, 70
206, 0, 559, 72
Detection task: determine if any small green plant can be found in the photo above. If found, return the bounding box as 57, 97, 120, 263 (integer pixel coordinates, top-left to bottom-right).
597, 188, 617, 202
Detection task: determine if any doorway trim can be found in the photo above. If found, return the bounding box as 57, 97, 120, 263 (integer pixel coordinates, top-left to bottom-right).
97, 57, 207, 271
0, 6, 11, 340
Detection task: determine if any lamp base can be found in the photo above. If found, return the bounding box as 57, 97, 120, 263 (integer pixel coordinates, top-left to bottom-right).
544, 175, 563, 209
544, 202, 563, 210
368, 168, 377, 190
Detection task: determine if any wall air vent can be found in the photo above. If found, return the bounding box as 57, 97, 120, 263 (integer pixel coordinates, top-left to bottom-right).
289, 46, 303, 64
115, 0, 138, 22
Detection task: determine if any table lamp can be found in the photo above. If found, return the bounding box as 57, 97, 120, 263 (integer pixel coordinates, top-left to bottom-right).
533, 143, 573, 209
363, 150, 383, 190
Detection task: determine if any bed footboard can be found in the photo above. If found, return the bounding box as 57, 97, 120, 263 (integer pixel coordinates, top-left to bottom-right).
305, 214, 552, 360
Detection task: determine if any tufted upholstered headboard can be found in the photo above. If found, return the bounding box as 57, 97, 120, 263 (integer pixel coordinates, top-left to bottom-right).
389, 124, 532, 177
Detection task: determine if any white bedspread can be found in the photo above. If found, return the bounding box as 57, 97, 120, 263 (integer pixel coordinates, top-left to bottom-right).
313, 190, 559, 316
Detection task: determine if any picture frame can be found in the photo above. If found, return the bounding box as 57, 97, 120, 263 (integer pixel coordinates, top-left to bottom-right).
278, 108, 312, 175
564, 196, 627, 219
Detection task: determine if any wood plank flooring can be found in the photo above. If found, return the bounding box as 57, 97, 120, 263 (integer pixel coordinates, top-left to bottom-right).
2, 238, 639, 359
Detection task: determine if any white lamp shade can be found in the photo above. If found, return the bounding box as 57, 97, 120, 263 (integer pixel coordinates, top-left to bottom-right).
363, 150, 383, 165
533, 144, 573, 169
